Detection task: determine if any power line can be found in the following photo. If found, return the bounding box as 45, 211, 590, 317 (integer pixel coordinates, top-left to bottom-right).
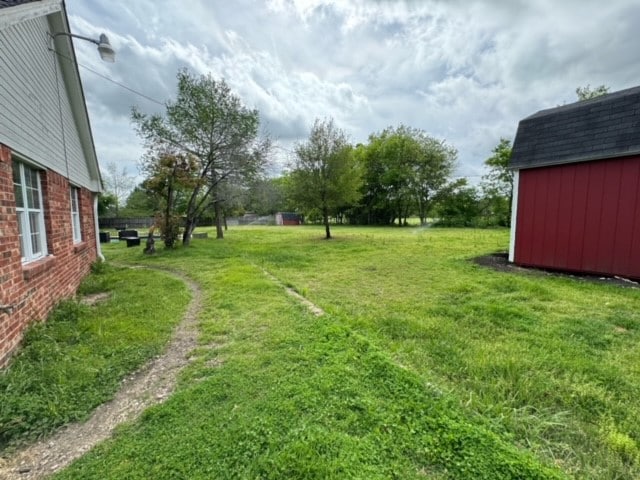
51, 48, 165, 106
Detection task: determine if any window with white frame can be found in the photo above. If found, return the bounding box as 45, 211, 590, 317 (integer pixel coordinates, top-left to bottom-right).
12, 160, 48, 262
70, 187, 82, 243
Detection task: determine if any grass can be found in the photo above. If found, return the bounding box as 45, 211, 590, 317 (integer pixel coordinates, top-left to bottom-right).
0, 262, 190, 450
55, 246, 562, 480
6, 225, 640, 478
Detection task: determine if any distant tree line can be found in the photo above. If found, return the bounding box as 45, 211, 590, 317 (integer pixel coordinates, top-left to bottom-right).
104, 73, 613, 247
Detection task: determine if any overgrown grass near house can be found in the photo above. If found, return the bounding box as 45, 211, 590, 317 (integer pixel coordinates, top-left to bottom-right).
0, 263, 190, 451
53, 226, 640, 479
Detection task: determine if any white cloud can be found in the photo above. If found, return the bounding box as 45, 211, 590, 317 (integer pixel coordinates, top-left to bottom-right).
66, 0, 640, 183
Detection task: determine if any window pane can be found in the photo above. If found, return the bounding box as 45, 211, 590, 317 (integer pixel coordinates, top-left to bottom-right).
27, 184, 40, 209
71, 188, 81, 243
14, 161, 47, 262
16, 211, 26, 257
29, 212, 42, 255
12, 161, 21, 183
12, 162, 24, 208
26, 168, 37, 189
14, 183, 24, 208
71, 188, 78, 212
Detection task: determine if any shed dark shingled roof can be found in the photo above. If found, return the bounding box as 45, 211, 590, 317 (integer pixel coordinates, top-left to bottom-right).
510, 85, 640, 170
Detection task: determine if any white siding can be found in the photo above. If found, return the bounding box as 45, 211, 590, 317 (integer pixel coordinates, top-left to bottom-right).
0, 16, 98, 191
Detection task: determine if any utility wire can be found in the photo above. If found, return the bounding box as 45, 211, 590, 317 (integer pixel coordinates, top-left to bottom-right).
51, 48, 165, 106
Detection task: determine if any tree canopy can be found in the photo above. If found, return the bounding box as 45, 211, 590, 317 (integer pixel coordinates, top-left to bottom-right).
101, 161, 135, 217
356, 126, 456, 225
480, 138, 513, 226
288, 118, 361, 239
132, 69, 269, 244
576, 84, 609, 101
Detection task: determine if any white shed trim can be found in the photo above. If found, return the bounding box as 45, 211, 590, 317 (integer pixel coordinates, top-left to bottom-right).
508, 170, 519, 262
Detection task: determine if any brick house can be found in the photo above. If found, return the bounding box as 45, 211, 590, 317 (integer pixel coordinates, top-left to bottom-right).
0, 0, 104, 367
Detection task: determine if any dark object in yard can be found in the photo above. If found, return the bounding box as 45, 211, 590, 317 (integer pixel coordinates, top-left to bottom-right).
144, 227, 156, 255
191, 232, 208, 239
118, 230, 138, 240
99, 232, 110, 243
123, 237, 141, 247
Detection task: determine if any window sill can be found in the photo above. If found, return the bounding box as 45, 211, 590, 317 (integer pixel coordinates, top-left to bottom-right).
23, 255, 56, 281
73, 241, 88, 254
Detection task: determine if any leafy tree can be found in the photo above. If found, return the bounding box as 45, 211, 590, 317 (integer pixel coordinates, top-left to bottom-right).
356, 126, 456, 225
245, 177, 287, 215
362, 130, 414, 226
142, 150, 198, 248
576, 84, 609, 101
289, 118, 361, 239
97, 192, 117, 217
132, 69, 269, 244
216, 180, 248, 229
480, 138, 513, 227
101, 161, 135, 216
120, 184, 157, 217
405, 130, 457, 225
433, 179, 480, 227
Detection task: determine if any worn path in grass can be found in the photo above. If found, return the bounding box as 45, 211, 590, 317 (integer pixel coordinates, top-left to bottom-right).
0, 269, 202, 480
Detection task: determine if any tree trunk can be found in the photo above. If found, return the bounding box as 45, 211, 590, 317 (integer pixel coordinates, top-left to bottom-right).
215, 201, 224, 239
323, 207, 331, 239
224, 214, 228, 231
182, 220, 196, 246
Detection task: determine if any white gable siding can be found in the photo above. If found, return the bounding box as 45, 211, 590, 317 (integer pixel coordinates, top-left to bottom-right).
0, 15, 98, 191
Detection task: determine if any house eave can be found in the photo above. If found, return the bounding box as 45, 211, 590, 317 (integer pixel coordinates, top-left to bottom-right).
0, 0, 61, 31
47, 3, 103, 192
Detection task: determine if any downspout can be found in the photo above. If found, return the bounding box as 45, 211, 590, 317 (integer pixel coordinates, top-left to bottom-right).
93, 194, 105, 261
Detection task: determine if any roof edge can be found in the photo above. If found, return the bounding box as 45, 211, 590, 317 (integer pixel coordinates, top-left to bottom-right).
510, 149, 640, 171
48, 2, 103, 192
0, 0, 61, 31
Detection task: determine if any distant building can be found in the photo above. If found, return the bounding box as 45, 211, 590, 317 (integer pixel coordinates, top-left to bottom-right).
275, 212, 302, 226
0, 0, 103, 366
509, 86, 640, 280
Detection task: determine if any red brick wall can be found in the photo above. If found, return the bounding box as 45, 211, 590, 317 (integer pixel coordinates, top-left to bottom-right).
0, 144, 98, 368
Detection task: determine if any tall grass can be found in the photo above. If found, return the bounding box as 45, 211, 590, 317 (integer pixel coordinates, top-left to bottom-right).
0, 263, 190, 450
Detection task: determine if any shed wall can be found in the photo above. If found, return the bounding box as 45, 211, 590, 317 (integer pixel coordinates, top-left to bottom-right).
514, 155, 640, 279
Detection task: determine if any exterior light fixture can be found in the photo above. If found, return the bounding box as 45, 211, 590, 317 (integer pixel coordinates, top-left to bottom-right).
53, 32, 116, 62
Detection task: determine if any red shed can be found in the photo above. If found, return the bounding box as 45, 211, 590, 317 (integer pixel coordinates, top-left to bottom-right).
509, 86, 640, 280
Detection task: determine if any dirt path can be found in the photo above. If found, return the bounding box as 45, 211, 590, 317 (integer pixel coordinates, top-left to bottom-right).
0, 268, 202, 479
260, 268, 324, 317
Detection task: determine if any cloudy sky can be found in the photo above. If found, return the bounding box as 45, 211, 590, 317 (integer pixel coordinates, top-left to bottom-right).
65, 0, 640, 183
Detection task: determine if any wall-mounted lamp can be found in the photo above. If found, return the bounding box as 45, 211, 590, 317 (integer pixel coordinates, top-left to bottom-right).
53, 32, 116, 62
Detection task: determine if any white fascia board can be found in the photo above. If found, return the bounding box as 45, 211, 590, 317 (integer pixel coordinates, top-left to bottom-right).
508, 170, 519, 263
0, 0, 61, 31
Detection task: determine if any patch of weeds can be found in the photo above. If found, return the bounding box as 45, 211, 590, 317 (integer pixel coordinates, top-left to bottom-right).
0, 266, 189, 451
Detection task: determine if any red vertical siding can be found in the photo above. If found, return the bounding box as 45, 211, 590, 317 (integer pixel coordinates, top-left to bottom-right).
514, 155, 640, 279
553, 166, 575, 269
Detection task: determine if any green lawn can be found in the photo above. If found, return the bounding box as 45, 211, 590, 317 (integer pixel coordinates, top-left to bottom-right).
0, 263, 190, 450
8, 226, 640, 478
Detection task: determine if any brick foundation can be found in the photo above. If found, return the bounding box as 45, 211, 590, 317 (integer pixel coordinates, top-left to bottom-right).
0, 144, 98, 368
